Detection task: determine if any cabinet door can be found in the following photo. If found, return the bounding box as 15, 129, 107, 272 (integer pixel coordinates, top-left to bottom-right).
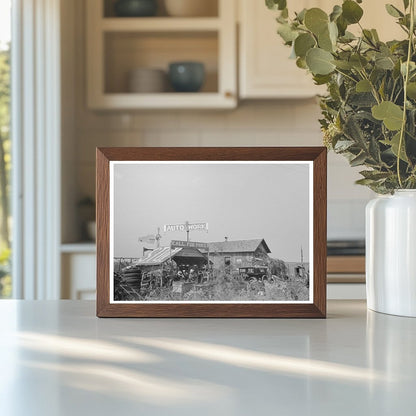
62, 253, 96, 300
238, 0, 403, 99
239, 0, 326, 99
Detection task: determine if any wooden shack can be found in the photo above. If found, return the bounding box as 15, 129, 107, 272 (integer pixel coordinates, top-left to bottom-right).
134, 246, 208, 270
204, 238, 271, 270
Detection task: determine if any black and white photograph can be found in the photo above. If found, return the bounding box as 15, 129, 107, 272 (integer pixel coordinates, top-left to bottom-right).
110, 161, 313, 303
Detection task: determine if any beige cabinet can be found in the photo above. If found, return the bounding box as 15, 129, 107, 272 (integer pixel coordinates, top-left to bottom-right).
61, 245, 96, 300
360, 0, 404, 41
239, 0, 325, 99
86, 0, 237, 109
238, 0, 404, 99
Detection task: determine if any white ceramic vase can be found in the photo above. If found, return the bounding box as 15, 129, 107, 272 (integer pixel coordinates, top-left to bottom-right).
366, 190, 416, 317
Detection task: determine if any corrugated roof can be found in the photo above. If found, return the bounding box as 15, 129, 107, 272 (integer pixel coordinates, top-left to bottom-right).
134, 246, 208, 267
135, 247, 182, 266
206, 239, 271, 254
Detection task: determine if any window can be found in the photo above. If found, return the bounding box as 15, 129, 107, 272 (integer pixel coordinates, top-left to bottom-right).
224, 256, 231, 266
0, 0, 11, 298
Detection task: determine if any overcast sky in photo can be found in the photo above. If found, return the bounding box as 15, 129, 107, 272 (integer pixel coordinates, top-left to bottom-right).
113, 162, 311, 262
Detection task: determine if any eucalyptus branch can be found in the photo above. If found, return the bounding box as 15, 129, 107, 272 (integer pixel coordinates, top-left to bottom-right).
334, 68, 358, 84
267, 0, 416, 192
390, 79, 398, 101
393, 85, 404, 103
359, 69, 381, 104
397, 0, 415, 188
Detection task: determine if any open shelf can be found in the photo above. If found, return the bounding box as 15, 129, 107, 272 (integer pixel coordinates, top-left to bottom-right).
104, 31, 218, 94
87, 0, 236, 109
103, 0, 219, 18
91, 93, 234, 109
61, 243, 96, 254
101, 17, 221, 32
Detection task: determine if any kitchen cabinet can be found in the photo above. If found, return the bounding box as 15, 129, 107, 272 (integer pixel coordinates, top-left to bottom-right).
238, 0, 404, 99
61, 245, 96, 300
86, 0, 237, 109
239, 0, 325, 99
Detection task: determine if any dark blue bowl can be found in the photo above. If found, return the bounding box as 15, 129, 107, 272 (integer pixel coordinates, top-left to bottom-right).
114, 0, 157, 17
168, 62, 205, 93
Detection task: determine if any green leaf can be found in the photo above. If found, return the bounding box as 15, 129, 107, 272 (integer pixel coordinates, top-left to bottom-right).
371, 29, 380, 42
296, 8, 307, 23
369, 136, 382, 163
401, 61, 416, 76
334, 139, 355, 152
306, 48, 335, 75
356, 79, 372, 92
313, 74, 332, 85
342, 0, 364, 24
336, 15, 348, 36
348, 92, 377, 107
375, 55, 395, 70
333, 60, 353, 70
318, 27, 334, 52
339, 31, 356, 43
350, 151, 367, 167
266, 0, 287, 11
350, 54, 368, 70
363, 29, 376, 46
360, 170, 391, 181
385, 4, 404, 18
277, 23, 298, 43
372, 101, 404, 131
344, 114, 367, 147
296, 57, 308, 69
407, 82, 416, 99
382, 132, 409, 162
330, 5, 342, 22
403, 0, 410, 10
304, 8, 329, 35
328, 21, 338, 45
355, 178, 376, 186
294, 33, 316, 58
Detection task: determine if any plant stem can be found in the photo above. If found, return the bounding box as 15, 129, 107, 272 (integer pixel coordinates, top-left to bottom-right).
397, 0, 415, 188
359, 69, 381, 104
334, 68, 358, 84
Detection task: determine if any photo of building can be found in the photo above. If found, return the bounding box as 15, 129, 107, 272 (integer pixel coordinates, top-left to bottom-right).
112, 161, 311, 303
205, 238, 271, 269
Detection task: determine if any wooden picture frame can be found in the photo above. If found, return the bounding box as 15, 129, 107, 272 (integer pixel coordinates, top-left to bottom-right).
96, 147, 327, 318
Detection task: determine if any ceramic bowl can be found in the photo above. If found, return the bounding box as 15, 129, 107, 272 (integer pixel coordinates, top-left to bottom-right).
114, 0, 158, 17
128, 68, 167, 93
168, 62, 205, 92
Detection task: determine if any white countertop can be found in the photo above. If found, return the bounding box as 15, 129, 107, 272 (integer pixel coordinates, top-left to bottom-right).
0, 300, 415, 415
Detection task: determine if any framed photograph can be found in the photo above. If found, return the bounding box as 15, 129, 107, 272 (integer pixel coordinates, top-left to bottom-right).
96, 147, 327, 318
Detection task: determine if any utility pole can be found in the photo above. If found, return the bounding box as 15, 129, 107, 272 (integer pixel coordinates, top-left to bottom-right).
156, 227, 161, 248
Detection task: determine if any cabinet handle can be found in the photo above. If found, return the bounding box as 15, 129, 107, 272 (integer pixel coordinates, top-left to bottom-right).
225, 91, 234, 99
